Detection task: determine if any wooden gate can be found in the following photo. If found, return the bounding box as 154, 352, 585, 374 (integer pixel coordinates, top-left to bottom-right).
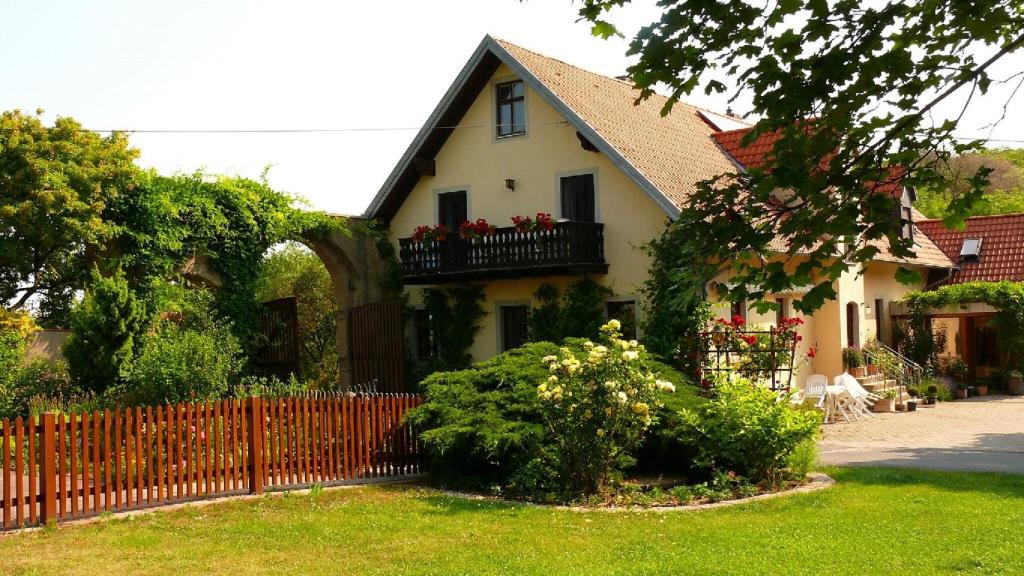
350, 301, 406, 392
256, 297, 300, 380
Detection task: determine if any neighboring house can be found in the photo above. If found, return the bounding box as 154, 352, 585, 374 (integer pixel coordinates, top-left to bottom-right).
891, 212, 1024, 376
364, 36, 954, 382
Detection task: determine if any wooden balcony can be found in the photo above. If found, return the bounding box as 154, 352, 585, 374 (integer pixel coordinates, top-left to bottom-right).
397, 221, 607, 284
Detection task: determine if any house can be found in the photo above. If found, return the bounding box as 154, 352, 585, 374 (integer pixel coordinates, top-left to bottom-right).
891, 212, 1024, 376
364, 36, 954, 383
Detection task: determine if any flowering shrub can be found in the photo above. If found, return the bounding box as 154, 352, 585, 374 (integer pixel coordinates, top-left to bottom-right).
536, 319, 675, 495
410, 224, 449, 243
458, 218, 497, 240
511, 212, 554, 233
702, 315, 809, 388
677, 374, 820, 484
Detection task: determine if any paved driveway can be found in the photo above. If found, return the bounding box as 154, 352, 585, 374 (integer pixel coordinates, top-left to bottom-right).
819, 395, 1024, 474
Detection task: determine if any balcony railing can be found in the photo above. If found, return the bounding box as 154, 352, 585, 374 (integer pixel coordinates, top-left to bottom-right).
398, 221, 607, 284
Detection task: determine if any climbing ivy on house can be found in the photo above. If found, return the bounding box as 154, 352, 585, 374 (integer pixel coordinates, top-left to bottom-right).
641, 221, 711, 376
527, 279, 612, 343
421, 284, 487, 371
904, 281, 1024, 370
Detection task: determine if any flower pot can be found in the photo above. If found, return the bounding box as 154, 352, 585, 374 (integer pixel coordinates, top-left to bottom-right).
896, 403, 906, 412
955, 388, 969, 400
873, 397, 895, 412
907, 401, 918, 412
850, 366, 867, 377
866, 364, 878, 376
925, 395, 937, 405
1008, 377, 1023, 396
976, 385, 989, 396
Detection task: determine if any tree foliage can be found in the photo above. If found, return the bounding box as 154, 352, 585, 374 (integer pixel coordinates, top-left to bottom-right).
916, 148, 1024, 218
64, 268, 147, 393
0, 110, 138, 316
579, 1, 1024, 312
256, 242, 340, 385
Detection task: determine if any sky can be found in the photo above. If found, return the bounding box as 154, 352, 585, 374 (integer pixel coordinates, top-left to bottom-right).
3, 0, 1024, 216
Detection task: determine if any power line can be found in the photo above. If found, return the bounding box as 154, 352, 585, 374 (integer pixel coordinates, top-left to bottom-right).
81, 120, 573, 134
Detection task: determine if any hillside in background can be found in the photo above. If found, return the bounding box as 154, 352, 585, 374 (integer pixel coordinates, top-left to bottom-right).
916, 148, 1024, 219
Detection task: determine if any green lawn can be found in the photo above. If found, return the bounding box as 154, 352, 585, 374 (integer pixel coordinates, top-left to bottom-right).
2, 467, 1023, 575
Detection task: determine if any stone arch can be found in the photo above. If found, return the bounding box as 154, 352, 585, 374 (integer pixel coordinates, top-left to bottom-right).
300, 217, 390, 387
179, 216, 391, 388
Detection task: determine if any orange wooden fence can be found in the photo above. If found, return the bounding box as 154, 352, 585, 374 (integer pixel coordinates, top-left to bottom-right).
0, 393, 423, 530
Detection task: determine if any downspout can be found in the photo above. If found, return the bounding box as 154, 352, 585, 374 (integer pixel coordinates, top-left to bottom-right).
924, 265, 958, 291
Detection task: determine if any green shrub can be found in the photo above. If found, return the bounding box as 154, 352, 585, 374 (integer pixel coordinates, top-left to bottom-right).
675, 375, 820, 484
65, 268, 147, 394
121, 320, 242, 406
1, 360, 84, 419
406, 341, 554, 494
407, 334, 695, 500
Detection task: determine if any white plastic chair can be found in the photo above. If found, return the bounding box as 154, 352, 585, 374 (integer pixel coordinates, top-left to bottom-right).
834, 373, 875, 419
803, 374, 830, 422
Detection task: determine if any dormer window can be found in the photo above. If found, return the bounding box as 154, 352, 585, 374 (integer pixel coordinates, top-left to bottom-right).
901, 206, 914, 240
960, 238, 982, 262
496, 80, 525, 138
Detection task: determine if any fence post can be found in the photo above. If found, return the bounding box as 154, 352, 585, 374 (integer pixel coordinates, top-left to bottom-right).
40, 413, 57, 526
247, 398, 264, 495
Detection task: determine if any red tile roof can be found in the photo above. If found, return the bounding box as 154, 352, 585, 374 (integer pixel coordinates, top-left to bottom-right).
916, 213, 1024, 283
712, 127, 905, 197
711, 126, 781, 170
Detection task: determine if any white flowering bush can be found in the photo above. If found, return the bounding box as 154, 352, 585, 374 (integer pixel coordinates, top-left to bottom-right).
536, 319, 675, 495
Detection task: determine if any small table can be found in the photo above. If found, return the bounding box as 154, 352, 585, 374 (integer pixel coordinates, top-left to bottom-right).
824, 385, 853, 423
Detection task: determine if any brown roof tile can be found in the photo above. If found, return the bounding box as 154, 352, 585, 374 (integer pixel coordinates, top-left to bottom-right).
916, 213, 1024, 283
496, 39, 740, 211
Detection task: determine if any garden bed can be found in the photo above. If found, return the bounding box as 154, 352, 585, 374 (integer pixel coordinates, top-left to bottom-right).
434, 473, 834, 511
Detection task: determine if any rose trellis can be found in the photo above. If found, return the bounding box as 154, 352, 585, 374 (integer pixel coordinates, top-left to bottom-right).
697, 315, 811, 391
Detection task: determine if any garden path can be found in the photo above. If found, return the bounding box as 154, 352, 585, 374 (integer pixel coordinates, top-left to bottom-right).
819, 395, 1024, 474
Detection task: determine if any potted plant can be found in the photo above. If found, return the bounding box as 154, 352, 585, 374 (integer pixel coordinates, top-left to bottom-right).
1007, 370, 1023, 396
975, 381, 989, 396
955, 383, 969, 400
866, 359, 878, 376
843, 347, 866, 377
873, 388, 897, 412
925, 384, 938, 405
906, 398, 918, 411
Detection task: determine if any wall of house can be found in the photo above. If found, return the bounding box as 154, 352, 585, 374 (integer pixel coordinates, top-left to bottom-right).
389, 63, 669, 361
862, 261, 928, 346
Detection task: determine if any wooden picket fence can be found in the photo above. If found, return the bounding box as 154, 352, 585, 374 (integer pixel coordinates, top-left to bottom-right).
0, 393, 423, 530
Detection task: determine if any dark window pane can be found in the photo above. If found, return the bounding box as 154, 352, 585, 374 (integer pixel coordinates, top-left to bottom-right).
730, 299, 747, 322
438, 191, 467, 230
496, 80, 525, 137
775, 297, 788, 326
501, 305, 529, 352
560, 174, 596, 222
512, 100, 525, 134
414, 309, 433, 360
606, 300, 637, 341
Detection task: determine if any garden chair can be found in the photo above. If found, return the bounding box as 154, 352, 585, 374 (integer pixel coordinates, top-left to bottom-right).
834, 373, 875, 419
802, 374, 830, 422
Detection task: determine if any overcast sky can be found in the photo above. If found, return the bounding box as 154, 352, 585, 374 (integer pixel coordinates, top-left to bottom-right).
4, 0, 1023, 216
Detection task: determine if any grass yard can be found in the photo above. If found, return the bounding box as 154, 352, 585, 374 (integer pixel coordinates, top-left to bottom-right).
2, 467, 1023, 576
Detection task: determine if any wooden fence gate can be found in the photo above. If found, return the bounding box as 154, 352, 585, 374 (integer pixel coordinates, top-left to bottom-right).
350, 301, 406, 392
0, 394, 423, 531
256, 297, 300, 380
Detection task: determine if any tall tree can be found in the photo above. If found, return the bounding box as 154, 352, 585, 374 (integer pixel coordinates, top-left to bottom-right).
579, 1, 1024, 312
0, 110, 139, 320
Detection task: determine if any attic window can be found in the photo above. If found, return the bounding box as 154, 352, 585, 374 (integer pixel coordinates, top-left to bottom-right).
960, 238, 983, 262
496, 81, 525, 138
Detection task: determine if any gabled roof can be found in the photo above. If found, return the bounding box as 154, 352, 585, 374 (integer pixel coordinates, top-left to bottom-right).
916, 213, 1024, 283
712, 126, 906, 197
364, 36, 740, 222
